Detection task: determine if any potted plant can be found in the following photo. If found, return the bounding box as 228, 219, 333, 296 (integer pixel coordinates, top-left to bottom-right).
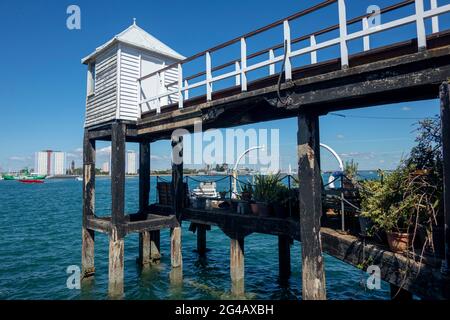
233, 184, 252, 214
359, 179, 380, 237
360, 167, 414, 253
251, 173, 281, 217
343, 159, 359, 189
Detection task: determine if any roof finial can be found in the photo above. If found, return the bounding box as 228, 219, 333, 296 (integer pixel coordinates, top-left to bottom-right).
133, 18, 137, 26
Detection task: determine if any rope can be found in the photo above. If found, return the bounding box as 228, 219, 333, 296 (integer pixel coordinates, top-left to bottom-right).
186, 175, 230, 183
276, 40, 290, 106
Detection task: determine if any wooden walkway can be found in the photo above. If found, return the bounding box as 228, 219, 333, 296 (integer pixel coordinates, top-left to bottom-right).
81, 0, 450, 300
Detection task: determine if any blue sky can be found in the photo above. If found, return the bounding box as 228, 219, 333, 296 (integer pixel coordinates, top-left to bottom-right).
0, 0, 448, 172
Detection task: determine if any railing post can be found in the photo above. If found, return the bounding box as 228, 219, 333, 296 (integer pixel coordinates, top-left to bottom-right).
415, 0, 427, 50
362, 17, 370, 51
288, 175, 292, 218
240, 38, 247, 92
283, 20, 292, 80
269, 49, 275, 75
137, 80, 142, 118
338, 0, 349, 68
184, 80, 189, 100
206, 51, 212, 101
431, 0, 439, 34
160, 71, 167, 108
310, 35, 317, 64
235, 61, 241, 86
178, 63, 183, 109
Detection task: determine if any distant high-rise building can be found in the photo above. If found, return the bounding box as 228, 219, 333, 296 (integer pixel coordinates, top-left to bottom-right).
53, 152, 66, 175
35, 151, 50, 175
102, 161, 110, 174
71, 160, 75, 174
126, 151, 137, 175
35, 150, 66, 176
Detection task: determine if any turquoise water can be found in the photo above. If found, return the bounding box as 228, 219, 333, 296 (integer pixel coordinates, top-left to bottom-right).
0, 176, 389, 300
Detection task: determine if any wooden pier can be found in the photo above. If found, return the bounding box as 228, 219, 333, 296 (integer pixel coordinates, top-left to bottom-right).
81, 0, 450, 299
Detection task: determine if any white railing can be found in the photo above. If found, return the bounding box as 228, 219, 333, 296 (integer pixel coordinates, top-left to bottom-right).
138, 0, 450, 114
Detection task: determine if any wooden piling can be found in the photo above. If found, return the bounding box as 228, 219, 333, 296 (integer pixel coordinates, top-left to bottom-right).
440, 81, 450, 273
138, 142, 150, 213
170, 134, 183, 272
108, 121, 126, 297
197, 224, 207, 257
138, 142, 158, 266
109, 227, 124, 298
82, 130, 95, 279
278, 235, 291, 283
297, 112, 327, 300
230, 233, 245, 296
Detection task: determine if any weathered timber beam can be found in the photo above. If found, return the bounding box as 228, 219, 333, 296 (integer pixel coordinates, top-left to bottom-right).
126, 215, 179, 234
82, 130, 96, 279
138, 142, 150, 213
85, 216, 111, 234
171, 134, 183, 274
138, 141, 152, 266
197, 224, 207, 257
111, 121, 126, 230
183, 208, 291, 237
321, 227, 450, 300
278, 235, 291, 284
109, 121, 126, 298
440, 82, 450, 274
297, 112, 327, 300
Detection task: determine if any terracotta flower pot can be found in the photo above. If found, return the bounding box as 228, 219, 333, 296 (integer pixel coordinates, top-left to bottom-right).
387, 231, 412, 253
250, 203, 259, 215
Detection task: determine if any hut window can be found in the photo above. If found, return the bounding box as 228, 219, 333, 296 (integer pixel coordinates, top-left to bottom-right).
87, 62, 95, 96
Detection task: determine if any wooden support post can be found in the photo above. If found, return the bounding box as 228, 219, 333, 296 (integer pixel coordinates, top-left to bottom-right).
108, 121, 126, 297
109, 227, 124, 298
390, 284, 413, 300
139, 142, 150, 213
297, 112, 327, 300
197, 225, 207, 257
138, 142, 160, 265
230, 233, 245, 296
82, 130, 95, 279
170, 134, 183, 275
171, 227, 182, 268
440, 82, 450, 274
278, 235, 291, 283
150, 230, 161, 263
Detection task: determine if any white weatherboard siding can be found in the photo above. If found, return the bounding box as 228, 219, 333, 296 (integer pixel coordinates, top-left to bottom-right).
119, 46, 140, 121
85, 45, 118, 127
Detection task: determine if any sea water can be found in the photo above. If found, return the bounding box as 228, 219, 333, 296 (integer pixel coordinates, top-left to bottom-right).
0, 174, 389, 300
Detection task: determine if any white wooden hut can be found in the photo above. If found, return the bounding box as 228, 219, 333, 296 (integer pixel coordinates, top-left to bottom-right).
82, 20, 185, 128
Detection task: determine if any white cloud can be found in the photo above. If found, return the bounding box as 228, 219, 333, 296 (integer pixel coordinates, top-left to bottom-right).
401, 106, 411, 111
336, 134, 345, 139
9, 156, 27, 161
97, 146, 111, 155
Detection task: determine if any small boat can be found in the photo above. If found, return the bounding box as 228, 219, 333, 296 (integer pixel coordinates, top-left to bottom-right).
76, 177, 83, 181
19, 179, 44, 184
